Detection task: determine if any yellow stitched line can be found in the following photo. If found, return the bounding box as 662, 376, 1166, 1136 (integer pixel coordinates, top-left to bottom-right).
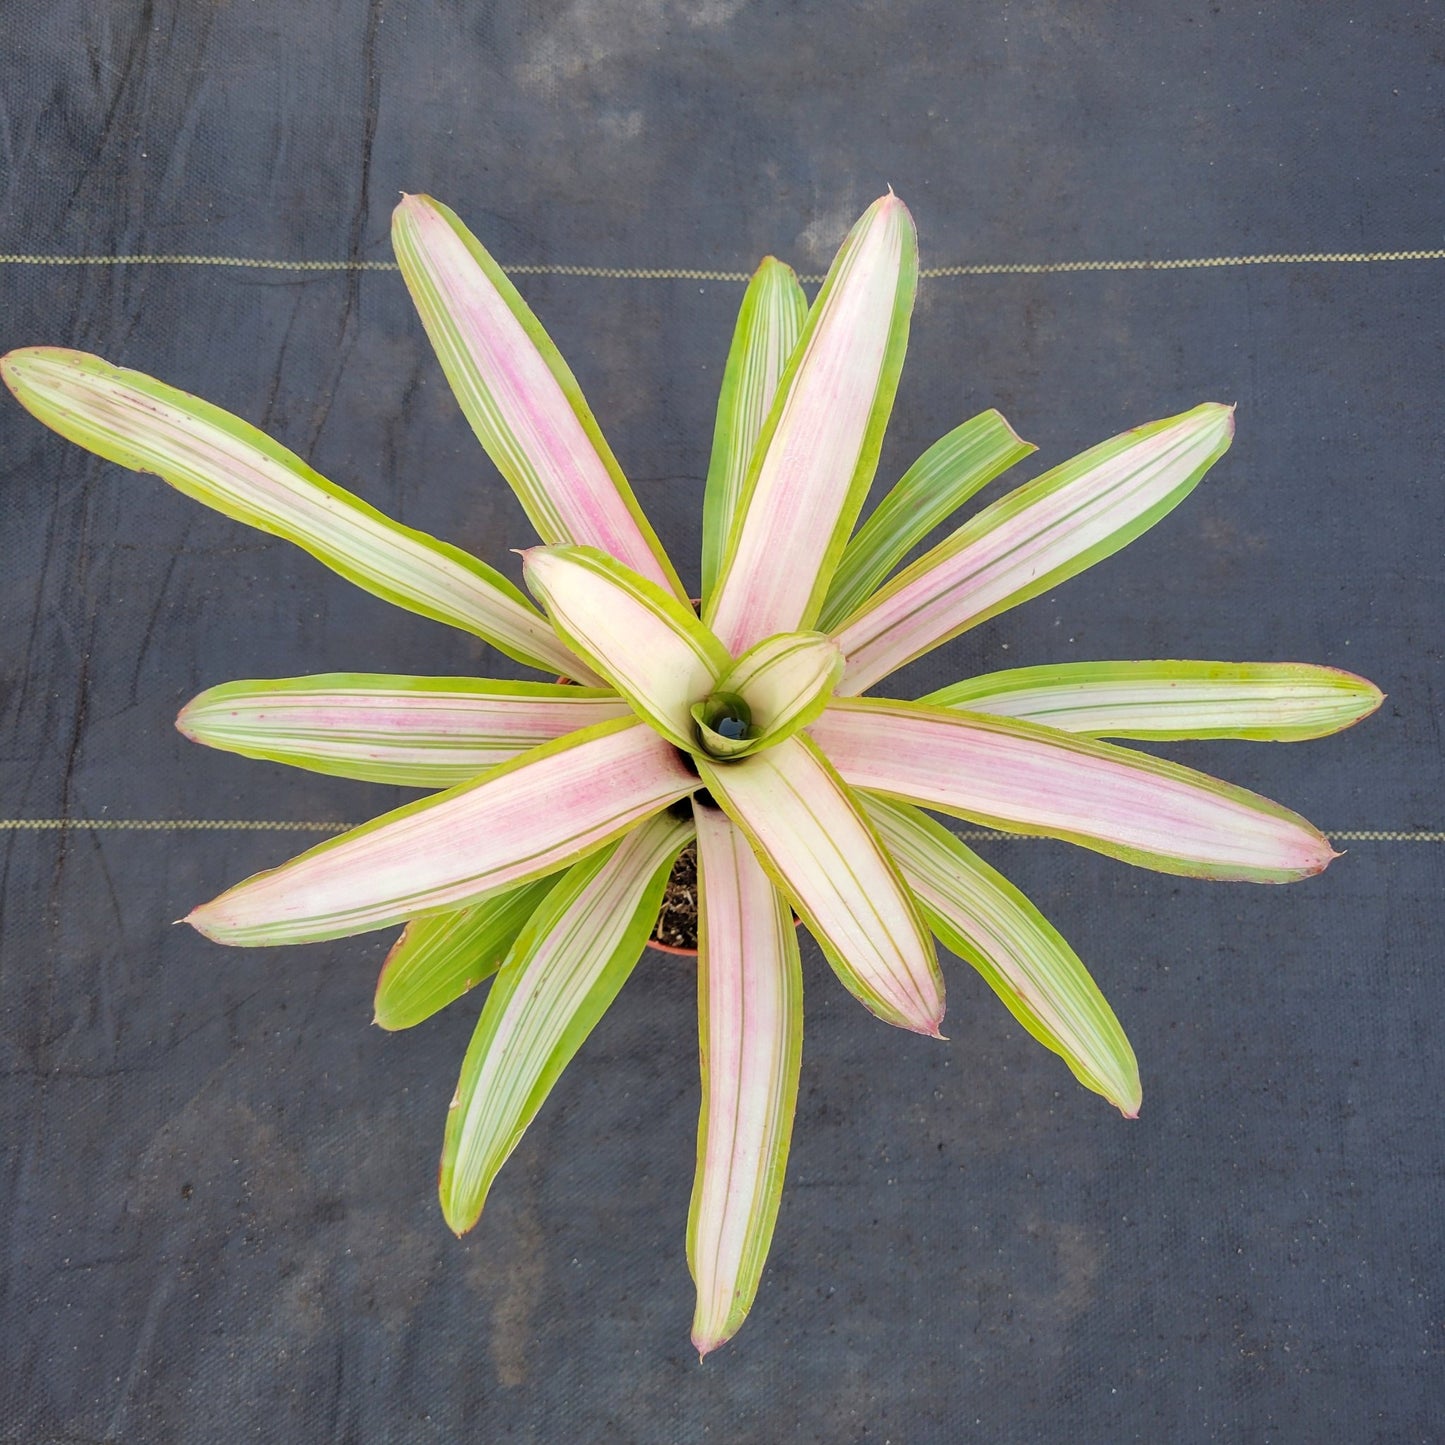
0, 254, 401, 272
0, 818, 349, 832
918, 250, 1445, 278
1319, 830, 1445, 842
951, 828, 1445, 843
1, 819, 1440, 842
1, 249, 1443, 283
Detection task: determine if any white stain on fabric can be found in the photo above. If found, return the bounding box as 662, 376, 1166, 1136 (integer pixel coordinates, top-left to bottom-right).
518, 0, 750, 87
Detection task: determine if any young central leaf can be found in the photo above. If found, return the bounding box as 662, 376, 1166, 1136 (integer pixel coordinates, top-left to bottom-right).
691, 692, 756, 759
688, 631, 845, 761
522, 544, 730, 752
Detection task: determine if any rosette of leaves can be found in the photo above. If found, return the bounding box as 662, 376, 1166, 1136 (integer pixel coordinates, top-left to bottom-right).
2, 192, 1381, 1356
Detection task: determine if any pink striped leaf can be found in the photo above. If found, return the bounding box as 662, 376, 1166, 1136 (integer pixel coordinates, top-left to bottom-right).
373, 874, 560, 1030
706, 194, 918, 654
701, 257, 809, 602
178, 674, 630, 787
923, 660, 1385, 742
0, 347, 584, 680
186, 717, 696, 946
393, 195, 684, 597
695, 734, 944, 1034
688, 804, 803, 1357
833, 404, 1235, 695
864, 795, 1140, 1115
812, 698, 1337, 882
524, 545, 731, 749
440, 811, 692, 1233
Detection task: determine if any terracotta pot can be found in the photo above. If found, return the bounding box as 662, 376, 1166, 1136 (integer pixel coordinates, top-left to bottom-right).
648, 934, 698, 957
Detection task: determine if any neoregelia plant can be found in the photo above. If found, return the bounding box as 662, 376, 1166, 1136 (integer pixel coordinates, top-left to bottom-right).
2, 192, 1380, 1355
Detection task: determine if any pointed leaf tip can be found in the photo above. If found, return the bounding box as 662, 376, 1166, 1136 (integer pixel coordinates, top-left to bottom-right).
697, 736, 942, 1032
183, 908, 214, 938
688, 808, 801, 1356
821, 699, 1333, 883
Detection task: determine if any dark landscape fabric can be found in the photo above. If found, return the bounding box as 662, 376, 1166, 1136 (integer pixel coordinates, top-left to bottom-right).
1, 4, 1441, 1441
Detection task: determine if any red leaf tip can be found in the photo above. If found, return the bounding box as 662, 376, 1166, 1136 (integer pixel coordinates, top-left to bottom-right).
692, 1330, 724, 1361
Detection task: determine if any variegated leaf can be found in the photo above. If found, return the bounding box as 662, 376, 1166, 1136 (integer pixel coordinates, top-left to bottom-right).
923, 660, 1385, 741
373, 876, 560, 1030
688, 804, 803, 1358
818, 410, 1035, 631
439, 811, 692, 1232
707, 194, 918, 653
186, 717, 696, 945
178, 674, 630, 787
0, 347, 584, 679
696, 631, 844, 758
864, 796, 1140, 1114
696, 734, 944, 1034
701, 258, 808, 601
392, 195, 684, 597
833, 404, 1235, 695
523, 545, 730, 750
813, 698, 1336, 882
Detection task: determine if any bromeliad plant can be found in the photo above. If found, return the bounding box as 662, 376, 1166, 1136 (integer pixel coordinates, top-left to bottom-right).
3, 192, 1380, 1355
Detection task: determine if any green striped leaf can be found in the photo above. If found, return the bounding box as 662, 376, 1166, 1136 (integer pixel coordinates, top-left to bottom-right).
186, 717, 696, 946
523, 545, 730, 751
817, 410, 1035, 630
813, 698, 1337, 883
689, 631, 844, 759
439, 811, 692, 1232
833, 404, 1235, 695
0, 347, 583, 679
864, 796, 1139, 1114
373, 876, 560, 1030
700, 257, 808, 602
707, 194, 919, 653
688, 804, 802, 1357
696, 733, 944, 1034
923, 660, 1385, 741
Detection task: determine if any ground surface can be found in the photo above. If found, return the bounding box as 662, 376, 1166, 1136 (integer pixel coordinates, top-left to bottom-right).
1, 4, 1441, 1441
